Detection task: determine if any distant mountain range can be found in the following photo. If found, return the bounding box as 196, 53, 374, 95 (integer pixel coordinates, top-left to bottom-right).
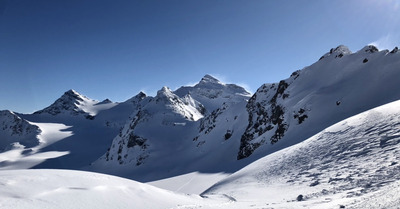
1, 45, 400, 184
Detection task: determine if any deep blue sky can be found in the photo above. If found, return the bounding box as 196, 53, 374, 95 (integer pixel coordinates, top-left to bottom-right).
1, 0, 400, 113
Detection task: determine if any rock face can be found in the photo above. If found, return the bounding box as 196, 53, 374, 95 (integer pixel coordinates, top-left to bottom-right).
0, 110, 41, 150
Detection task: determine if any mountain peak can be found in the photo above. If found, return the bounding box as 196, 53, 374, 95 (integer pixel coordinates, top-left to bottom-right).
358, 45, 379, 53
62, 89, 86, 101
33, 89, 96, 116
199, 74, 222, 85
319, 45, 352, 60
65, 89, 79, 95
158, 86, 172, 95
331, 45, 351, 54
135, 91, 147, 100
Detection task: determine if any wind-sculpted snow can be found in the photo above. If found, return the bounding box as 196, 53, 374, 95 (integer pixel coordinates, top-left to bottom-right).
203, 100, 400, 208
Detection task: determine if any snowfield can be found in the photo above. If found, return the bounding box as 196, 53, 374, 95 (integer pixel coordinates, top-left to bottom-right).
0, 169, 222, 209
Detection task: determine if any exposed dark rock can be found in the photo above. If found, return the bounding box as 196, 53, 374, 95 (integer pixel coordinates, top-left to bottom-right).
238, 80, 290, 159
127, 134, 147, 148
390, 47, 398, 54
296, 194, 303, 201
224, 130, 232, 140
363, 45, 379, 53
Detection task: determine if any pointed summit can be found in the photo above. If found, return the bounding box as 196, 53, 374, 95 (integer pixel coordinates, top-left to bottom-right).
199, 74, 222, 85
34, 89, 97, 116
157, 86, 173, 97
62, 89, 86, 102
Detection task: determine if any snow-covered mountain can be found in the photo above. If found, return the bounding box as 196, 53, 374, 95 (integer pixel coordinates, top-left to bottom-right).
202, 99, 400, 208
3, 98, 400, 209
0, 45, 400, 199
6, 90, 150, 170
33, 89, 117, 118
90, 76, 251, 181
0, 110, 40, 151
174, 74, 251, 112
238, 45, 400, 160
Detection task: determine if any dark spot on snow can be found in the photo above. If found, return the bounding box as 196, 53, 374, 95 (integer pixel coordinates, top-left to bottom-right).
86, 115, 95, 120
224, 130, 232, 140
363, 58, 368, 63
310, 181, 319, 187
336, 101, 341, 106
296, 194, 303, 201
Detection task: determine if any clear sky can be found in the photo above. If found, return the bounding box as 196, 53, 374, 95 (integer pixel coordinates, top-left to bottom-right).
1, 0, 400, 113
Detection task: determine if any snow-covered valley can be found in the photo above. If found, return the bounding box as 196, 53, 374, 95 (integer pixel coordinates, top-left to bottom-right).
0, 45, 400, 208
2, 94, 400, 208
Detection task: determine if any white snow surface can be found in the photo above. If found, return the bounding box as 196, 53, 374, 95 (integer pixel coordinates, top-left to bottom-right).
2, 99, 400, 209
203, 99, 400, 208
148, 172, 229, 195
0, 169, 221, 209
0, 122, 72, 169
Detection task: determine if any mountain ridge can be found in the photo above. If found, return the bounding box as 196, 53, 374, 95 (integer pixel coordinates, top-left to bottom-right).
0, 44, 399, 184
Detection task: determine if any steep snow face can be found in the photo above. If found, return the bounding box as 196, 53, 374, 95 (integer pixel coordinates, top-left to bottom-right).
90, 79, 254, 181
95, 91, 150, 129
238, 44, 400, 159
175, 74, 251, 112
0, 169, 217, 209
203, 99, 400, 208
15, 91, 151, 170
153, 86, 204, 121
33, 89, 117, 118
0, 110, 41, 150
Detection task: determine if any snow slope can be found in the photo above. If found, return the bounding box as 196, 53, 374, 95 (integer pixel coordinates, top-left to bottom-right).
0, 110, 40, 151
238, 45, 400, 160
8, 91, 149, 170
148, 172, 229, 195
2, 99, 400, 209
203, 99, 400, 208
0, 169, 222, 209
